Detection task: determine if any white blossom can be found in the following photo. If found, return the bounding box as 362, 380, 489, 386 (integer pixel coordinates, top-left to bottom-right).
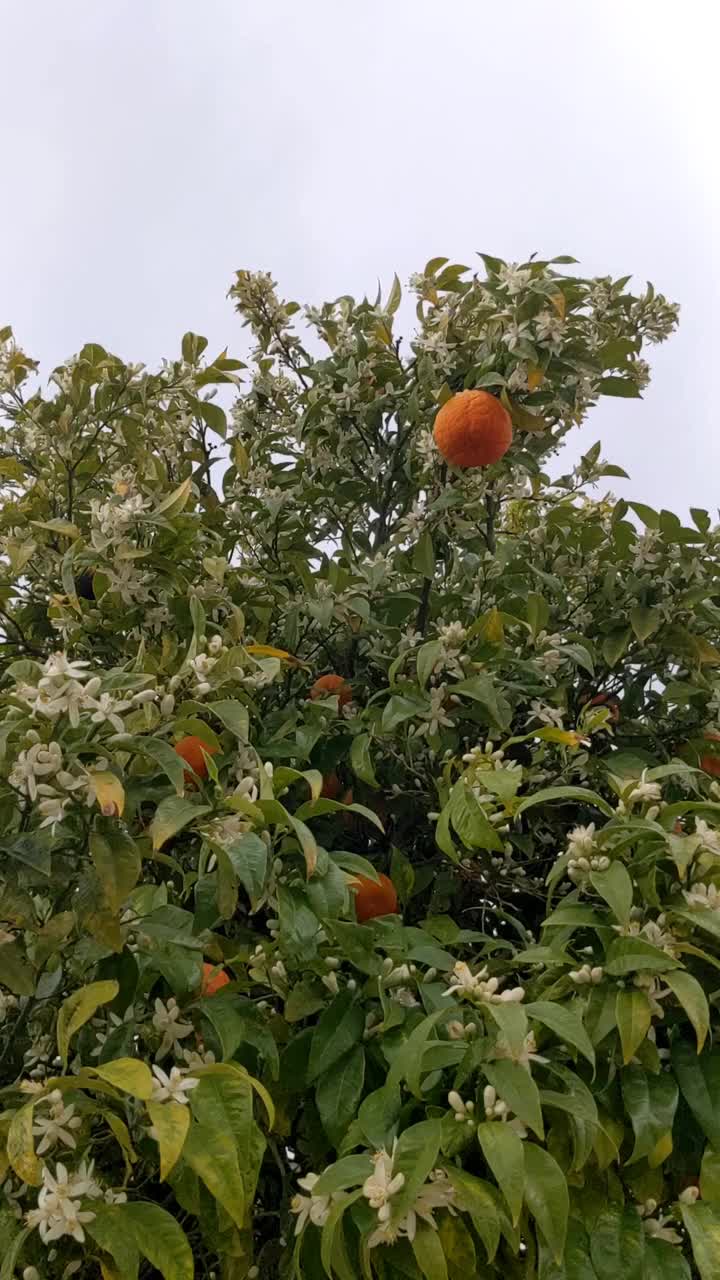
497, 263, 532, 295
152, 997, 193, 1059
32, 1091, 82, 1155
290, 1172, 335, 1234
150, 1064, 199, 1105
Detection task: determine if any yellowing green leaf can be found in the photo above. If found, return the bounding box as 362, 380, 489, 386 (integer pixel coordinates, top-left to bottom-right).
89, 770, 125, 818
90, 825, 140, 913
148, 1100, 190, 1180
91, 1058, 154, 1100
57, 980, 119, 1065
152, 476, 193, 519
616, 989, 651, 1064
7, 1103, 42, 1186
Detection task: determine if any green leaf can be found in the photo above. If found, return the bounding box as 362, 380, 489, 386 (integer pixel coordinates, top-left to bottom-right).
221, 832, 267, 909
445, 1167, 500, 1263
523, 1143, 569, 1263
412, 529, 435, 578
57, 979, 119, 1065
350, 733, 379, 788
90, 1058, 153, 1100
437, 1213, 476, 1277
602, 627, 632, 667
702, 1148, 720, 1205
90, 825, 141, 913
0, 1227, 31, 1280
312, 1154, 374, 1196
630, 605, 660, 643
151, 476, 193, 519
150, 796, 211, 852
484, 1060, 544, 1139
199, 399, 226, 436
208, 698, 249, 740
605, 937, 681, 976
389, 1120, 442, 1224
382, 694, 425, 732
515, 786, 614, 819
615, 990, 651, 1064
358, 1083, 402, 1149
599, 376, 642, 398
589, 861, 633, 925
589, 1207, 645, 1280
448, 780, 504, 852
316, 1045, 365, 1146
526, 592, 549, 638
486, 1000, 528, 1059
525, 1001, 595, 1070
621, 1065, 678, 1165
120, 736, 187, 794
0, 941, 34, 996
390, 846, 415, 905
664, 970, 709, 1052
644, 1238, 691, 1280
185, 1088, 248, 1228
107, 1201, 193, 1280
476, 1121, 525, 1225
681, 1201, 720, 1280
307, 991, 365, 1083
147, 1100, 190, 1180
411, 1220, 448, 1279
671, 1042, 720, 1149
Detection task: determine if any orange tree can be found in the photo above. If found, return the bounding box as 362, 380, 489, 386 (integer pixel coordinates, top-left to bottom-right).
1, 255, 720, 1278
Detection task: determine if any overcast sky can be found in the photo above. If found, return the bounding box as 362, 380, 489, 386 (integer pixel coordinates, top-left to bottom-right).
1, 1, 718, 515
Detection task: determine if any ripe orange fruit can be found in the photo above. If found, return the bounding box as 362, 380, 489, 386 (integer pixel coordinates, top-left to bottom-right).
352, 872, 398, 923
433, 390, 512, 468
309, 674, 352, 707
201, 962, 230, 997
174, 735, 218, 783
701, 732, 720, 777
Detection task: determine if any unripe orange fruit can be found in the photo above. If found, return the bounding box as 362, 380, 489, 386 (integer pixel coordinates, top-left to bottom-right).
701, 732, 720, 777
309, 674, 352, 707
353, 872, 398, 923
201, 962, 230, 997
433, 390, 512, 468
174, 735, 218, 783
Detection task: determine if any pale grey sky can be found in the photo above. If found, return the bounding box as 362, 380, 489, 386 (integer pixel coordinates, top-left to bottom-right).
1, 1, 718, 514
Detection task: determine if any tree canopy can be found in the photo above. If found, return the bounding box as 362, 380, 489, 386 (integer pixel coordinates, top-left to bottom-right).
1, 255, 720, 1279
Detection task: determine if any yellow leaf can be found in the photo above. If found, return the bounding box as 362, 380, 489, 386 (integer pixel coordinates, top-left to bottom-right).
89, 770, 125, 818
480, 608, 504, 645
152, 476, 193, 519
245, 643, 305, 668
535, 727, 587, 749
57, 980, 119, 1065
7, 1103, 42, 1186
549, 290, 566, 319
527, 366, 544, 391
648, 1131, 673, 1167
148, 1100, 190, 1180
90, 1058, 154, 1100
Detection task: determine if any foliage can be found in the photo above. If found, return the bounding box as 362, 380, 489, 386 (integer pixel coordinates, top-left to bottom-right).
1, 254, 720, 1278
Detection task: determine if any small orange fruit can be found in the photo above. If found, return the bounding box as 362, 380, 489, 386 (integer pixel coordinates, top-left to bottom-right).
433, 390, 512, 468
352, 872, 398, 923
309, 674, 352, 707
321, 772, 343, 800
701, 732, 720, 777
201, 962, 230, 997
174, 735, 218, 784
